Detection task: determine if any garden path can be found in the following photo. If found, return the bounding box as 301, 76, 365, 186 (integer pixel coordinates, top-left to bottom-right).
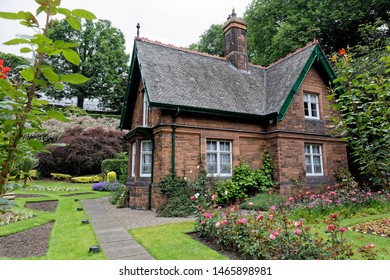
82, 197, 194, 260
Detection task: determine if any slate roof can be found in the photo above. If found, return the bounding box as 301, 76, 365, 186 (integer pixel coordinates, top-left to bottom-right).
121, 38, 335, 128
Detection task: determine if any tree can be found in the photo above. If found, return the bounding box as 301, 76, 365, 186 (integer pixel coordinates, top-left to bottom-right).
0, 0, 93, 208
45, 19, 129, 112
245, 0, 390, 65
330, 43, 390, 188
188, 23, 224, 57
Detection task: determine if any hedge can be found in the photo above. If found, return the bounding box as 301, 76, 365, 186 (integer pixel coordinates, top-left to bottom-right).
101, 159, 128, 184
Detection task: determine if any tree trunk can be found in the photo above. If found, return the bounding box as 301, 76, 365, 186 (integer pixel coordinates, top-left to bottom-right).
77, 96, 84, 109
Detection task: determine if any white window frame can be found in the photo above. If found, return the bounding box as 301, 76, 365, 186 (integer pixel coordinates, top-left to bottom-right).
305, 144, 323, 176
143, 94, 149, 127
131, 143, 136, 177
304, 93, 320, 119
140, 140, 152, 177
206, 140, 232, 177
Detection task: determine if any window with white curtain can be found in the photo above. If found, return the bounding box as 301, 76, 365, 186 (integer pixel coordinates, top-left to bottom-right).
131, 143, 136, 177
140, 141, 152, 177
143, 94, 149, 126
206, 140, 232, 176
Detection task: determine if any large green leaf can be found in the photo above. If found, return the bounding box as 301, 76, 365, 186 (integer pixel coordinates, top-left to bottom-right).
0, 12, 23, 20
27, 139, 44, 150
71, 9, 96, 20
46, 110, 70, 122
62, 49, 80, 66
41, 67, 60, 83
66, 16, 81, 30
61, 73, 89, 84
21, 68, 35, 82
3, 38, 30, 45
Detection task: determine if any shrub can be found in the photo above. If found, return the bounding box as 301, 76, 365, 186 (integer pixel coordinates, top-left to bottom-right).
109, 184, 129, 208
92, 181, 119, 191
38, 126, 126, 177
158, 175, 193, 217
213, 153, 276, 206
51, 173, 72, 181
0, 208, 35, 226
101, 159, 128, 184
72, 174, 104, 183
107, 171, 117, 183
192, 196, 356, 260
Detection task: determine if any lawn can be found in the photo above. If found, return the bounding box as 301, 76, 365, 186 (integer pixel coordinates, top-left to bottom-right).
0, 180, 110, 260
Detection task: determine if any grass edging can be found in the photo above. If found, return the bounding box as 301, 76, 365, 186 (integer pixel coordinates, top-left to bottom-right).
129, 221, 228, 260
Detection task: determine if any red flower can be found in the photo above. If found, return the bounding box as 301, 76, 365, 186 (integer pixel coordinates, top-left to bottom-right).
0, 59, 11, 79
339, 48, 346, 56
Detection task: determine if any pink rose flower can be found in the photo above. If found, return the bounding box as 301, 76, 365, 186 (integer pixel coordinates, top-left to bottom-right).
288, 196, 293, 202
201, 220, 206, 225
326, 224, 335, 232
269, 233, 276, 240
211, 194, 217, 201
272, 231, 279, 236
294, 229, 301, 235
239, 218, 247, 224
222, 219, 228, 225
285, 201, 290, 206
248, 202, 253, 206
215, 222, 221, 228
310, 194, 317, 199
269, 213, 274, 220
339, 227, 347, 233
294, 220, 302, 228
257, 214, 263, 221
271, 205, 276, 211
205, 213, 212, 219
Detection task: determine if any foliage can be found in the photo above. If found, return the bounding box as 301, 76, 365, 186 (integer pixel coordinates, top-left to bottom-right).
192, 196, 356, 259
71, 174, 104, 183
0, 208, 35, 226
158, 175, 193, 217
45, 19, 129, 111
108, 184, 129, 208
106, 171, 117, 183
38, 126, 126, 177
92, 180, 119, 191
349, 217, 390, 238
0, 1, 94, 204
101, 159, 128, 184
0, 52, 31, 83
241, 191, 285, 211
213, 152, 275, 206
50, 173, 72, 181
26, 112, 120, 145
244, 0, 390, 66
329, 47, 390, 188
188, 24, 224, 57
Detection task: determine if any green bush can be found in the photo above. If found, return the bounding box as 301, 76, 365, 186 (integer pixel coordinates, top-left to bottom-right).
101, 159, 128, 184
51, 173, 72, 181
107, 171, 117, 183
71, 174, 104, 183
109, 185, 129, 208
158, 175, 193, 217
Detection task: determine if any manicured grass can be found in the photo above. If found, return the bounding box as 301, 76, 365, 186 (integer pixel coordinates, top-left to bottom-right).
0, 180, 110, 260
130, 221, 228, 260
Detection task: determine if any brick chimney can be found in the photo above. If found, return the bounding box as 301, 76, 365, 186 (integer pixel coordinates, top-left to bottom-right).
223, 9, 248, 71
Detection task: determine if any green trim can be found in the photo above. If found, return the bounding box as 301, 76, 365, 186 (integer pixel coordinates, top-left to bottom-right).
277, 44, 336, 121
120, 40, 139, 129
149, 101, 273, 121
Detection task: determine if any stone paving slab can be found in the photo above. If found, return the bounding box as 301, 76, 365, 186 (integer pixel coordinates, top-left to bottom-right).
81, 198, 154, 260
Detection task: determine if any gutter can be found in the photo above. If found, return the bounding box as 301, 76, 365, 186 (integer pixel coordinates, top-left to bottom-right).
171, 107, 180, 177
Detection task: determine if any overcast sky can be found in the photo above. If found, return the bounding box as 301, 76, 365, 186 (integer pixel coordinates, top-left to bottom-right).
0, 0, 252, 58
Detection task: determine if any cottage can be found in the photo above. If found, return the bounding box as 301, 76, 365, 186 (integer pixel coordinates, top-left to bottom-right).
120, 12, 348, 210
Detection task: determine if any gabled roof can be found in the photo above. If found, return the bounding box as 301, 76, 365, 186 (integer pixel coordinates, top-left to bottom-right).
120, 38, 335, 129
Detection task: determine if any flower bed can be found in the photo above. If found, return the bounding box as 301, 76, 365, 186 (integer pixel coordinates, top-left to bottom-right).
349, 217, 390, 238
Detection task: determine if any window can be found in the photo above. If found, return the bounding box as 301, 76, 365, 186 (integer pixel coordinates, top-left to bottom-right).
131, 143, 136, 177
206, 140, 232, 176
304, 93, 319, 119
143, 94, 149, 126
140, 141, 152, 177
305, 144, 323, 176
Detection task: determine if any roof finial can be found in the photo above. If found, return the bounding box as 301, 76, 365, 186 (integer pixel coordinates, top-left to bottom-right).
231, 8, 236, 18
136, 23, 140, 38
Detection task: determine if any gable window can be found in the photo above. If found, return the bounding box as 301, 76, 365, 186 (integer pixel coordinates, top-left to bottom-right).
143, 94, 149, 127
304, 93, 319, 119
131, 143, 136, 177
305, 144, 323, 176
140, 141, 152, 177
206, 140, 232, 176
